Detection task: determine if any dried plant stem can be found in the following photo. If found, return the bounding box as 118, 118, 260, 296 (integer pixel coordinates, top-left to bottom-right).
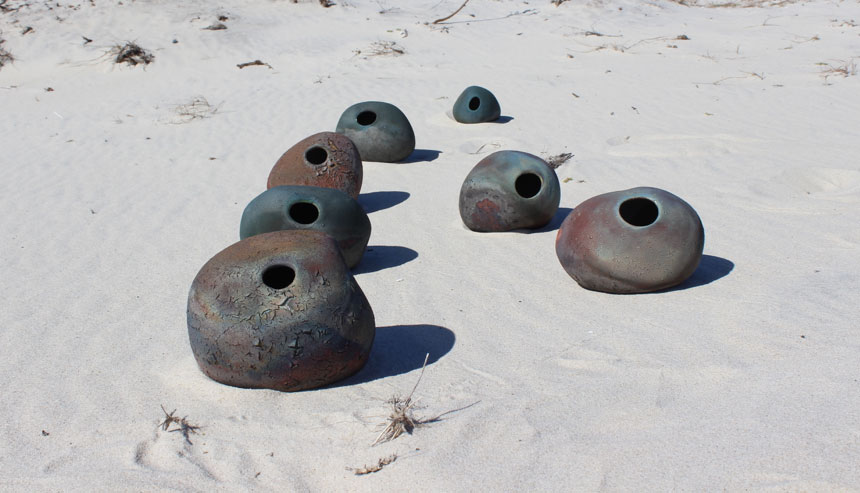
351, 454, 398, 475
432, 0, 470, 24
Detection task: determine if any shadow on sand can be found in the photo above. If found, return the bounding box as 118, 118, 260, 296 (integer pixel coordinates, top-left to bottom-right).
329, 324, 455, 387
358, 190, 410, 213
352, 246, 418, 274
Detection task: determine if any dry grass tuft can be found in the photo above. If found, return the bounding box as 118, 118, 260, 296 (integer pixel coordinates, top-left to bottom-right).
545, 152, 573, 169
172, 96, 220, 123
818, 59, 857, 83
372, 355, 429, 445
159, 405, 201, 445
0, 38, 12, 69
371, 354, 479, 446
111, 42, 154, 66
368, 40, 405, 56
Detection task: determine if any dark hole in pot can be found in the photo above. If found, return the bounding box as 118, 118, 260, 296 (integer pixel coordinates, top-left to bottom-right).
619, 197, 659, 226
262, 264, 295, 290
469, 96, 481, 111
515, 173, 542, 198
356, 110, 377, 126
289, 202, 319, 225
305, 146, 328, 165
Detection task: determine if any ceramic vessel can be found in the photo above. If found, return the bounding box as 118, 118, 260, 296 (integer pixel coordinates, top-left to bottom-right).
240, 185, 371, 268
453, 86, 501, 123
267, 132, 363, 199
555, 187, 705, 293
459, 150, 560, 232
187, 230, 375, 391
335, 101, 415, 162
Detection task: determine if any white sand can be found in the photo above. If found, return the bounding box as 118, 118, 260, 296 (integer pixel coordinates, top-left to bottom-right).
2, 0, 860, 490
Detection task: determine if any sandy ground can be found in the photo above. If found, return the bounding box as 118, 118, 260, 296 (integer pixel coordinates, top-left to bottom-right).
2, 0, 860, 490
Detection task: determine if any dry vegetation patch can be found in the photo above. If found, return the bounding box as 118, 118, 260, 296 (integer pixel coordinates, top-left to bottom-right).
172, 96, 220, 123
159, 405, 201, 445
111, 42, 154, 66
0, 37, 12, 69
818, 59, 857, 84
668, 0, 797, 6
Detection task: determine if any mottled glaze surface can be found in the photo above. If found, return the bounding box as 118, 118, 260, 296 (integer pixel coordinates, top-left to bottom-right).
267, 131, 363, 199
187, 230, 375, 391
240, 185, 371, 268
556, 187, 705, 293
453, 86, 501, 123
335, 101, 415, 162
459, 150, 560, 232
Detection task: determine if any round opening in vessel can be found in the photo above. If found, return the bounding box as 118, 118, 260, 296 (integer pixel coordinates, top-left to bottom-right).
289, 202, 319, 225
619, 197, 659, 226
262, 264, 295, 290
468, 96, 481, 111
357, 110, 377, 126
305, 146, 328, 165
515, 173, 542, 198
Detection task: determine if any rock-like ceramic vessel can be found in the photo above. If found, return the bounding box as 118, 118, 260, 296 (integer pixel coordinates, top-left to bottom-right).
240, 185, 371, 268
267, 132, 363, 199
555, 187, 705, 293
187, 230, 375, 391
459, 150, 560, 232
335, 101, 415, 162
453, 86, 501, 123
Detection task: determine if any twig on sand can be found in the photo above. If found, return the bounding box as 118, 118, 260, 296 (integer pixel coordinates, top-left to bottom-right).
159, 405, 201, 445
432, 0, 470, 24
237, 59, 273, 69
349, 454, 398, 475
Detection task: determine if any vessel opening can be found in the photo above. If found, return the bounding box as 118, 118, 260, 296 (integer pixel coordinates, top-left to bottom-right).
357, 111, 377, 126
289, 202, 319, 224
469, 96, 481, 111
305, 146, 328, 165
619, 197, 658, 226
515, 173, 542, 198
262, 264, 295, 290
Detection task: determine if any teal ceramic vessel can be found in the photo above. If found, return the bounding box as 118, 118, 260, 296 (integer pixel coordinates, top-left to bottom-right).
335, 101, 415, 162
187, 230, 375, 391
459, 150, 560, 232
555, 187, 705, 293
453, 86, 501, 123
240, 185, 371, 268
